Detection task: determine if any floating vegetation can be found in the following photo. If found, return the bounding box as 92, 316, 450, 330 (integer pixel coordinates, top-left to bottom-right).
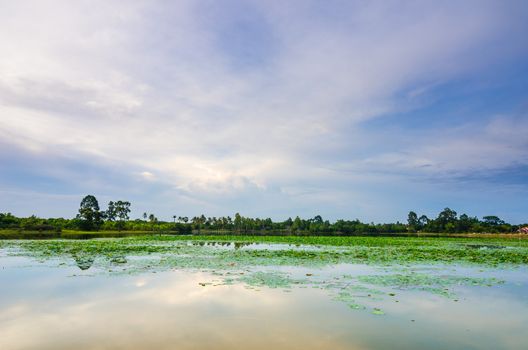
110, 256, 127, 264
2, 235, 528, 268
73, 255, 94, 270
465, 244, 506, 250
239, 271, 297, 289
0, 235, 524, 315
357, 273, 505, 298
372, 308, 385, 315
220, 268, 506, 314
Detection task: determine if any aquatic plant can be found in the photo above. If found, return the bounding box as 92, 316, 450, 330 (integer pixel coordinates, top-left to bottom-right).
0, 235, 522, 315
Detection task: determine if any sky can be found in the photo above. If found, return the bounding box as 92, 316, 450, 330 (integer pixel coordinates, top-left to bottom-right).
0, 0, 527, 223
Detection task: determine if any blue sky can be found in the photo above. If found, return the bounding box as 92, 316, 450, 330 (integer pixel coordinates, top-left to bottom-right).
0, 0, 527, 223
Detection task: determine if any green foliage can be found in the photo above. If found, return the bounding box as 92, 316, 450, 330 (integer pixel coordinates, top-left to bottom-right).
482, 215, 505, 226
1, 195, 523, 235
106, 201, 117, 221
2, 235, 528, 271
407, 211, 419, 232
77, 195, 103, 231
0, 213, 19, 229
411, 208, 518, 234
114, 200, 131, 231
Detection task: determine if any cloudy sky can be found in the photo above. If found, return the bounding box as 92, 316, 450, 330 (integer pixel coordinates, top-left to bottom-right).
1, 0, 527, 223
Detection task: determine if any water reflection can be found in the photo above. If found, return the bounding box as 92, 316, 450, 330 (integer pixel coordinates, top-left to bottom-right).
0, 258, 527, 349
73, 255, 94, 270
191, 241, 254, 249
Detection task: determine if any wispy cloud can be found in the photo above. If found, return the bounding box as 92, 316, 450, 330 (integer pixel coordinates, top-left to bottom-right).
0, 0, 527, 222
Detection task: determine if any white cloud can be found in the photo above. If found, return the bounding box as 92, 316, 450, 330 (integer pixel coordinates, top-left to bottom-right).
360, 115, 528, 177
140, 171, 156, 181
0, 0, 527, 220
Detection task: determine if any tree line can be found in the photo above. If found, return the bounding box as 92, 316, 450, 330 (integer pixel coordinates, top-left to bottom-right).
0, 195, 526, 235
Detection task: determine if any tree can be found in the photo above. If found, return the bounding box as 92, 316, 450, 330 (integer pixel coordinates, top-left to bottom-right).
418, 215, 429, 227
234, 213, 242, 231
437, 208, 457, 225
434, 207, 457, 232
148, 213, 157, 231
407, 211, 419, 231
0, 213, 19, 229
312, 215, 323, 224
457, 214, 472, 232
284, 217, 293, 232
482, 216, 504, 226
292, 216, 303, 232
77, 195, 103, 231
106, 201, 117, 221
111, 200, 131, 231
114, 200, 131, 220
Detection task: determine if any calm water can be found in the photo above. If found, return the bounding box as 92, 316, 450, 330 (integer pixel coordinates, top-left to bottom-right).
1, 246, 527, 349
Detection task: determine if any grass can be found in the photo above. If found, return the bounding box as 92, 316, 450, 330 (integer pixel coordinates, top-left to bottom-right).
0, 229, 161, 239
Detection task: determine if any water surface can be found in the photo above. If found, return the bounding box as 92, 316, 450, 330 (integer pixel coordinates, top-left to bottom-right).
1, 239, 527, 349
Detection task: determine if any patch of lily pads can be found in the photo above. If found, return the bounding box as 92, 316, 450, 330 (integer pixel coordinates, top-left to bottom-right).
239, 271, 299, 289
190, 268, 506, 315
0, 235, 521, 315
2, 235, 528, 269
357, 273, 504, 298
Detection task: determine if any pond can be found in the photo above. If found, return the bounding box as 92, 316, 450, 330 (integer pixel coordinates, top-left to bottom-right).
0, 237, 527, 349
